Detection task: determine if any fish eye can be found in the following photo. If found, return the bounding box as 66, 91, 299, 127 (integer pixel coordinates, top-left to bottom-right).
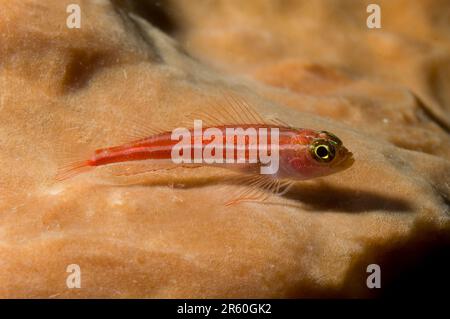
312, 143, 335, 162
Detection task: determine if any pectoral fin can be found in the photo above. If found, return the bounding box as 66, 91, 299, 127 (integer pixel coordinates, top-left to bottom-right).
223, 174, 295, 206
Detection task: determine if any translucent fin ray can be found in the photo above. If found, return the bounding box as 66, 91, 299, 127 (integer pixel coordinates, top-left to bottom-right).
182, 91, 272, 128
105, 161, 203, 177
55, 160, 93, 181
268, 117, 291, 128
118, 117, 171, 144
53, 135, 95, 181
222, 174, 296, 206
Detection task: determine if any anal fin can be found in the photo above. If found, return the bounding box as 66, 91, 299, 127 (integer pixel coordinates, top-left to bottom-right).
101, 160, 203, 178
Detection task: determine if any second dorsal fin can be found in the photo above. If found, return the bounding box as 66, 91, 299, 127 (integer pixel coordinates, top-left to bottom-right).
181, 90, 289, 128
118, 90, 293, 145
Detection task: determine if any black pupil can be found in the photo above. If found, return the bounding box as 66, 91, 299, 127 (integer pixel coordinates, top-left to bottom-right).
316, 146, 328, 158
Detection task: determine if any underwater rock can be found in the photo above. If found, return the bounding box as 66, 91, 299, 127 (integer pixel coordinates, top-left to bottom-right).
0, 0, 448, 298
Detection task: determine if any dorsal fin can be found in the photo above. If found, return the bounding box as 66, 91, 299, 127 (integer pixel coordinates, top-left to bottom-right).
267, 117, 292, 128
181, 91, 286, 128
116, 91, 267, 144
120, 91, 292, 144
118, 117, 170, 144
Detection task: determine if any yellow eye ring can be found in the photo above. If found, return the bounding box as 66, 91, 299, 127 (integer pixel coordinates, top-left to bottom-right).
311, 141, 335, 163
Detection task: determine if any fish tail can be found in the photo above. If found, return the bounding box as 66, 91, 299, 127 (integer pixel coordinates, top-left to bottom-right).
55, 159, 93, 181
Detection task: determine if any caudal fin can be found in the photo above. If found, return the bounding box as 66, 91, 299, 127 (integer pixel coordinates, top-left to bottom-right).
55, 160, 93, 181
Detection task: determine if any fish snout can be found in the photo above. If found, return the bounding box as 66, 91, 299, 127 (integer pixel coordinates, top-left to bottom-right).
331, 146, 354, 169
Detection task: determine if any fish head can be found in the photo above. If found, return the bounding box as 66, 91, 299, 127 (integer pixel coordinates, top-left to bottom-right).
281, 130, 354, 179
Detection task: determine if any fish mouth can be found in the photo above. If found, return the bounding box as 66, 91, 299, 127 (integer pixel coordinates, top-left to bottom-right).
340, 152, 354, 170
331, 148, 354, 170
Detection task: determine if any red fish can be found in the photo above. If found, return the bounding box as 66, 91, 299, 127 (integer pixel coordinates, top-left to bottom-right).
56, 93, 353, 204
